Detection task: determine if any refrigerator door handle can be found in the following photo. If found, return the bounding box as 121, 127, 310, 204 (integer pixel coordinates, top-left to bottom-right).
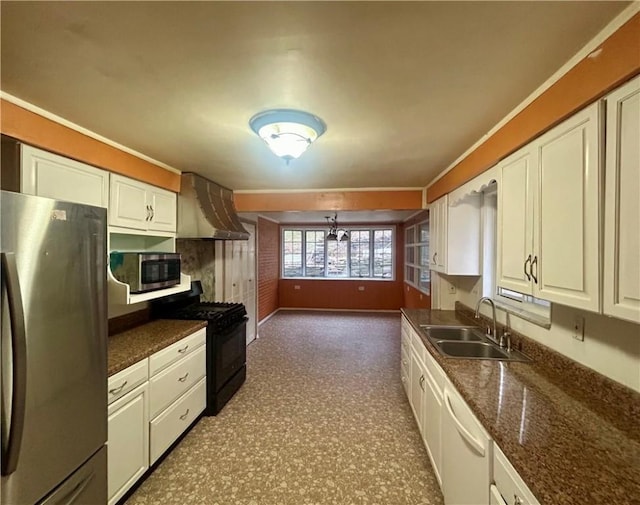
1, 252, 27, 476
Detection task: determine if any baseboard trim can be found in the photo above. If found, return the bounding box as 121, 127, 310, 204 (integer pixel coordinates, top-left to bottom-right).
278, 307, 401, 314
257, 308, 281, 326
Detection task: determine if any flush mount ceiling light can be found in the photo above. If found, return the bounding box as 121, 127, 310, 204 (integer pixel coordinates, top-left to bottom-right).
249, 109, 326, 162
325, 213, 349, 242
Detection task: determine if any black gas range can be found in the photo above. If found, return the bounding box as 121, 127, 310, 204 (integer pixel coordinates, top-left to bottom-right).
152, 281, 247, 415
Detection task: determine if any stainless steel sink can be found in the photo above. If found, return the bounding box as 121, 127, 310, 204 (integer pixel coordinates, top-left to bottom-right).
419, 325, 531, 362
421, 325, 484, 342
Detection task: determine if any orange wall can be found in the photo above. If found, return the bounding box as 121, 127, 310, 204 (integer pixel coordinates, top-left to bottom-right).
279, 279, 403, 310
428, 13, 640, 203
235, 190, 423, 212
0, 99, 181, 192
278, 223, 404, 310
257, 217, 280, 321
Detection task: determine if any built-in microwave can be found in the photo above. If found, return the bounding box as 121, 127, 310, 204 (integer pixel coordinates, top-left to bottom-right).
109, 252, 181, 293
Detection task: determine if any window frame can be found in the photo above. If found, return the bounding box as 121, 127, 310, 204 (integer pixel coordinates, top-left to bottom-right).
280, 225, 396, 280
404, 219, 430, 295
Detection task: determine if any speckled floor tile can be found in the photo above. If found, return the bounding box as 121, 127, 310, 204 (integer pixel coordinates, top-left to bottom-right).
126, 311, 443, 505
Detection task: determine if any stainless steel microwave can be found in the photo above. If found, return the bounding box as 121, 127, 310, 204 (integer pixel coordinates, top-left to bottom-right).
109, 252, 181, 293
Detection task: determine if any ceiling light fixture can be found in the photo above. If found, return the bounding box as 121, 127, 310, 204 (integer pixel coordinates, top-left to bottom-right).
325, 213, 349, 242
249, 109, 326, 162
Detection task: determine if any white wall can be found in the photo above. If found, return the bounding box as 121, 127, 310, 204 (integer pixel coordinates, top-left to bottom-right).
449, 275, 640, 393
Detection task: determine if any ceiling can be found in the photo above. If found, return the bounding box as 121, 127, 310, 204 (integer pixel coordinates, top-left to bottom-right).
0, 1, 629, 191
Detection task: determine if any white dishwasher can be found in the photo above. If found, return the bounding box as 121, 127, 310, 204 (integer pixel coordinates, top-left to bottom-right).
442, 383, 492, 505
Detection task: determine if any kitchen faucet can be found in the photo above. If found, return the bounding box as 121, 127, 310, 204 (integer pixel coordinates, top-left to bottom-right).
475, 297, 498, 345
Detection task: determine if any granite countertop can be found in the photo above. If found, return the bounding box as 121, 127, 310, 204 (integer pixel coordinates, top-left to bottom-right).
401, 308, 640, 505
108, 319, 208, 376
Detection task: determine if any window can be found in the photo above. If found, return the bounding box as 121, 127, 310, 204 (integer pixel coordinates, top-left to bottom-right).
404, 218, 430, 294
281, 227, 395, 279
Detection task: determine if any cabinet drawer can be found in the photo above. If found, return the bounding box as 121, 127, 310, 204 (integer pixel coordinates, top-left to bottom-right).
108, 360, 149, 405
150, 378, 206, 464
410, 328, 426, 364
149, 328, 206, 376
150, 345, 206, 419
493, 445, 540, 505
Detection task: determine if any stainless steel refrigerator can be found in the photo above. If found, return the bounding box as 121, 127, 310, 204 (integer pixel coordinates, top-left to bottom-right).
1, 190, 108, 504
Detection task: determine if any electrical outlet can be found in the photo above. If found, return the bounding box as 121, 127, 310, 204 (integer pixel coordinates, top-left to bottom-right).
573, 316, 585, 341
294, 285, 301, 290
447, 284, 457, 294
358, 286, 365, 291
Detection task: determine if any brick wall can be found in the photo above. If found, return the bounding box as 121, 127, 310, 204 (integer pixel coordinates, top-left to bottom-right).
257, 217, 280, 321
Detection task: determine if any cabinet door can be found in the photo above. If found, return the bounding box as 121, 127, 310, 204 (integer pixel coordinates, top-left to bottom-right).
497, 147, 535, 295
437, 197, 448, 270
429, 202, 439, 269
409, 351, 425, 433
21, 145, 109, 208
423, 369, 442, 487
149, 187, 177, 233
109, 174, 149, 230
603, 77, 640, 324
107, 383, 149, 505
534, 103, 601, 312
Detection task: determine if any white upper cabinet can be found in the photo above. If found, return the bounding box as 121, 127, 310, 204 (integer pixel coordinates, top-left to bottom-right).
21, 145, 109, 208
429, 193, 481, 275
497, 146, 536, 294
498, 101, 601, 312
534, 102, 601, 311
109, 174, 176, 233
603, 76, 640, 324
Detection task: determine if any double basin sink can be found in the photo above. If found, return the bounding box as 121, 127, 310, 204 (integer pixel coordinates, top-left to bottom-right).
420, 326, 531, 362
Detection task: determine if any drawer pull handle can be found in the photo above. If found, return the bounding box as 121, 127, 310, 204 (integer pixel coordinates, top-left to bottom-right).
178, 372, 189, 382
109, 381, 128, 395
513, 495, 523, 505
178, 345, 189, 354
419, 375, 426, 391
179, 409, 190, 421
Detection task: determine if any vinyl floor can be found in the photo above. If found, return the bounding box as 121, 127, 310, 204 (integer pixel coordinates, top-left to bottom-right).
126, 310, 444, 505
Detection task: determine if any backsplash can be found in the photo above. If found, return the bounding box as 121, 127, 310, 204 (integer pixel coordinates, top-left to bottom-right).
176, 239, 216, 301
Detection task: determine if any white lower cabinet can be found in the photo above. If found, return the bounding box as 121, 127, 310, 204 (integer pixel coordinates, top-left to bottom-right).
150, 378, 206, 464
107, 362, 150, 505
148, 332, 207, 464
402, 315, 492, 503
493, 445, 540, 505
107, 328, 207, 502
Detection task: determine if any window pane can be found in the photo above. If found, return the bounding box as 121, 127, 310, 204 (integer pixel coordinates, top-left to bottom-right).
305, 230, 325, 277
326, 240, 348, 277
373, 229, 393, 278
406, 246, 415, 265
419, 245, 429, 267
419, 268, 430, 293
350, 230, 370, 277
283, 230, 303, 277
419, 222, 429, 243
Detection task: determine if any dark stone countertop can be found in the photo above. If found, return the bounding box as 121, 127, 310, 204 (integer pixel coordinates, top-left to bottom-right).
401, 308, 640, 505
108, 319, 208, 376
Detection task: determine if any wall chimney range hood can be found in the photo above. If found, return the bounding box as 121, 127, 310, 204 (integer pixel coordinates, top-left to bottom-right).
177, 173, 249, 240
